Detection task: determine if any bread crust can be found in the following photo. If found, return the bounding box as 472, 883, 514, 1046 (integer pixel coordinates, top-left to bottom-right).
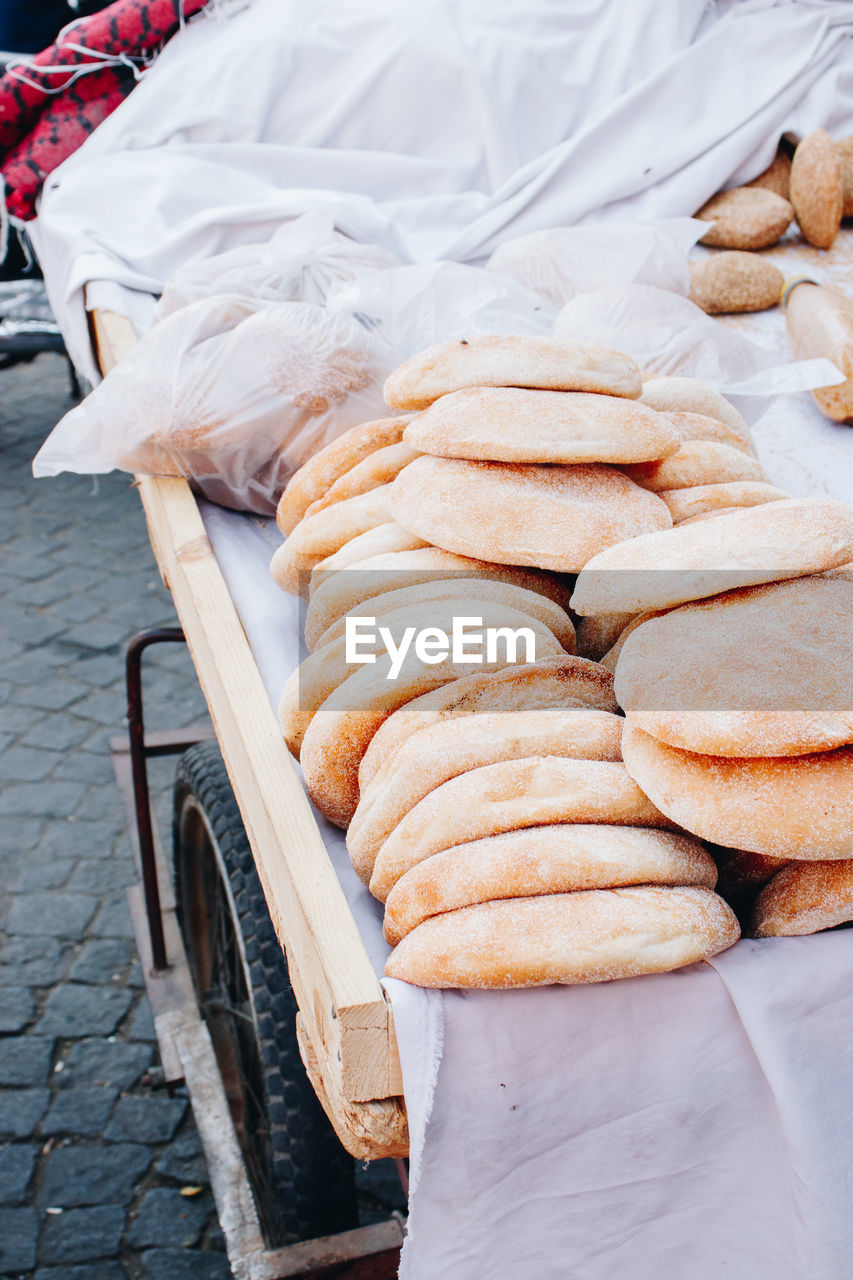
660, 481, 788, 524
640, 377, 752, 445
302, 442, 419, 521
752, 860, 853, 936
621, 440, 766, 492
695, 188, 793, 250
270, 484, 394, 596
790, 129, 843, 250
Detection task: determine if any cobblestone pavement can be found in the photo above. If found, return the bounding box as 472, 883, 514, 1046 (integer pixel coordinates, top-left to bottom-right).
1, 353, 405, 1278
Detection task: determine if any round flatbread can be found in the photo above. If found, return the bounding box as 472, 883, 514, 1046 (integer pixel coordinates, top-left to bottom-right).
665, 411, 757, 457
621, 718, 853, 860
348, 708, 623, 882
403, 387, 680, 464
570, 498, 853, 615
270, 484, 394, 596
384, 886, 740, 987
310, 523, 428, 579
752, 860, 853, 937
640, 377, 753, 447
391, 456, 671, 572
621, 440, 766, 492
614, 579, 853, 757
384, 335, 642, 410
660, 481, 788, 524
358, 655, 618, 788
369, 756, 675, 901
383, 824, 717, 945
302, 442, 419, 521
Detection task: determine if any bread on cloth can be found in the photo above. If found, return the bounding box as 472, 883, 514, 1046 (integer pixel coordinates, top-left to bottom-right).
790, 129, 843, 250
752, 860, 853, 937
621, 719, 853, 859
662, 410, 757, 457
391, 456, 671, 573
302, 441, 419, 520
621, 440, 766, 492
402, 387, 680, 464
695, 187, 793, 250
369, 756, 675, 901
746, 147, 792, 200
382, 824, 717, 945
613, 578, 853, 757
640, 376, 753, 448
270, 484, 394, 596
837, 136, 853, 218
383, 335, 642, 410
688, 252, 784, 315
358, 654, 618, 788
570, 498, 853, 615
310, 522, 427, 576
348, 708, 623, 883
660, 481, 788, 524
384, 886, 740, 988
310, 578, 576, 654
276, 415, 409, 534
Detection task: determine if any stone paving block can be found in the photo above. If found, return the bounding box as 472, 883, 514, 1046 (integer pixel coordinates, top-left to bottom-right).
0, 744, 62, 782
35, 1266, 126, 1280
62, 621, 130, 653
37, 820, 119, 862
8, 573, 69, 607
3, 553, 55, 584
7, 679, 85, 713
21, 715, 93, 752
39, 1205, 126, 1265
7, 892, 98, 939
73, 692, 125, 729
0, 779, 89, 819
86, 896, 135, 939
0, 1036, 55, 1085
50, 596, 104, 625
69, 939, 134, 986
51, 751, 116, 786
12, 858, 76, 892
128, 1186, 212, 1249
105, 1095, 187, 1145
22, 614, 69, 647
154, 1129, 209, 1187
39, 984, 133, 1038
71, 655, 127, 689
1, 703, 49, 736
3, 649, 67, 684
140, 1248, 233, 1280
57, 1039, 152, 1091
0, 1143, 37, 1204
0, 1206, 38, 1272
0, 937, 72, 986
41, 1088, 119, 1139
0, 816, 44, 856
126, 996, 156, 1043
39, 1143, 152, 1208
0, 1087, 50, 1139
68, 860, 135, 895
0, 986, 35, 1032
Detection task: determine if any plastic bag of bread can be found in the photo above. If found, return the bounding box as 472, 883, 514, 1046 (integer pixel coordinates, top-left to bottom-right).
33, 294, 398, 515
155, 212, 399, 318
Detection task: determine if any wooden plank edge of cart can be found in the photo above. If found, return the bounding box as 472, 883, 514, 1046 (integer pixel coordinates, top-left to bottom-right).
91, 308, 408, 1279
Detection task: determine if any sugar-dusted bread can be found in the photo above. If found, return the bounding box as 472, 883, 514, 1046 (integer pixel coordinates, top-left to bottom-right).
302, 442, 419, 520
391, 456, 671, 573
348, 708, 623, 882
275, 416, 409, 534
402, 387, 680, 464
621, 440, 766, 492
752, 859, 853, 936
599, 610, 665, 675
310, 522, 427, 578
640, 377, 753, 447
614, 578, 853, 757
571, 498, 853, 615
369, 756, 675, 901
384, 886, 740, 987
270, 484, 394, 596
688, 252, 784, 315
663, 411, 757, 457
621, 718, 853, 860
660, 481, 788, 524
790, 129, 843, 250
383, 824, 717, 945
384, 335, 642, 410
695, 187, 793, 250
358, 655, 618, 788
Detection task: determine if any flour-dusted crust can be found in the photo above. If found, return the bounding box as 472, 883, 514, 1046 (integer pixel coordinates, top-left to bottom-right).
382, 824, 718, 945
358, 655, 618, 788
621, 719, 853, 859
391, 456, 671, 573
621, 440, 766, 492
663, 411, 757, 457
752, 860, 853, 936
695, 187, 793, 250
302, 442, 419, 521
270, 484, 395, 596
348, 708, 623, 882
746, 148, 792, 200
570, 498, 853, 615
275, 416, 410, 534
614, 578, 853, 757
688, 252, 784, 315
384, 886, 740, 987
402, 387, 680, 464
837, 137, 853, 218
640, 377, 753, 446
660, 481, 788, 524
369, 756, 674, 901
310, 523, 428, 577
383, 335, 642, 410
790, 129, 843, 250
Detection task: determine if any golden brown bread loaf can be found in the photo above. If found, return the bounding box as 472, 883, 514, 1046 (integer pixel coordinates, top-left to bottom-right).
746, 148, 792, 200
302, 442, 419, 520
659, 481, 788, 524
688, 252, 784, 315
310, 523, 428, 576
270, 484, 395, 596
790, 129, 843, 250
752, 860, 853, 936
639, 377, 753, 447
695, 187, 793, 250
621, 440, 766, 492
836, 137, 853, 218
663, 410, 757, 457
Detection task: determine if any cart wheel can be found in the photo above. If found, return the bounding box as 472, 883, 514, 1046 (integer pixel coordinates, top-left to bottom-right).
173, 741, 358, 1246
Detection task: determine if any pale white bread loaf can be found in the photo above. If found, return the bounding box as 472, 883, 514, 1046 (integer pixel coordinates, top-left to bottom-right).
383, 824, 718, 945
275, 416, 409, 534
822, 560, 853, 582
599, 611, 665, 675
310, 522, 428, 578
402, 387, 680, 464
348, 708, 623, 883
614, 579, 853, 756
391, 456, 672, 573
574, 612, 636, 662
305, 546, 573, 648
660, 481, 788, 524
383, 335, 642, 410
640, 377, 753, 445
310, 578, 576, 654
358, 655, 618, 788
270, 485, 394, 597
621, 718, 853, 859
621, 440, 766, 492
752, 860, 853, 936
368, 756, 676, 901
282, 597, 565, 763
570, 498, 853, 615
299, 606, 567, 828
302, 442, 419, 520
384, 886, 740, 987
663, 410, 758, 457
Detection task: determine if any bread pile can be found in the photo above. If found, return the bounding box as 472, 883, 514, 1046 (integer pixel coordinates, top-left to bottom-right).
269, 336, 746, 987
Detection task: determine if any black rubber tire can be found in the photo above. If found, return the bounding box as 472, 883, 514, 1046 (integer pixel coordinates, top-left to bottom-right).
172, 741, 358, 1245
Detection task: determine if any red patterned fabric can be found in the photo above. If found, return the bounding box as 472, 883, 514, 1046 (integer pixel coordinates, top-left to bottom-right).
0, 0, 208, 221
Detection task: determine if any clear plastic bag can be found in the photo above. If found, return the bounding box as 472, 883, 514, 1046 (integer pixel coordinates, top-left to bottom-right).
33, 293, 399, 515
